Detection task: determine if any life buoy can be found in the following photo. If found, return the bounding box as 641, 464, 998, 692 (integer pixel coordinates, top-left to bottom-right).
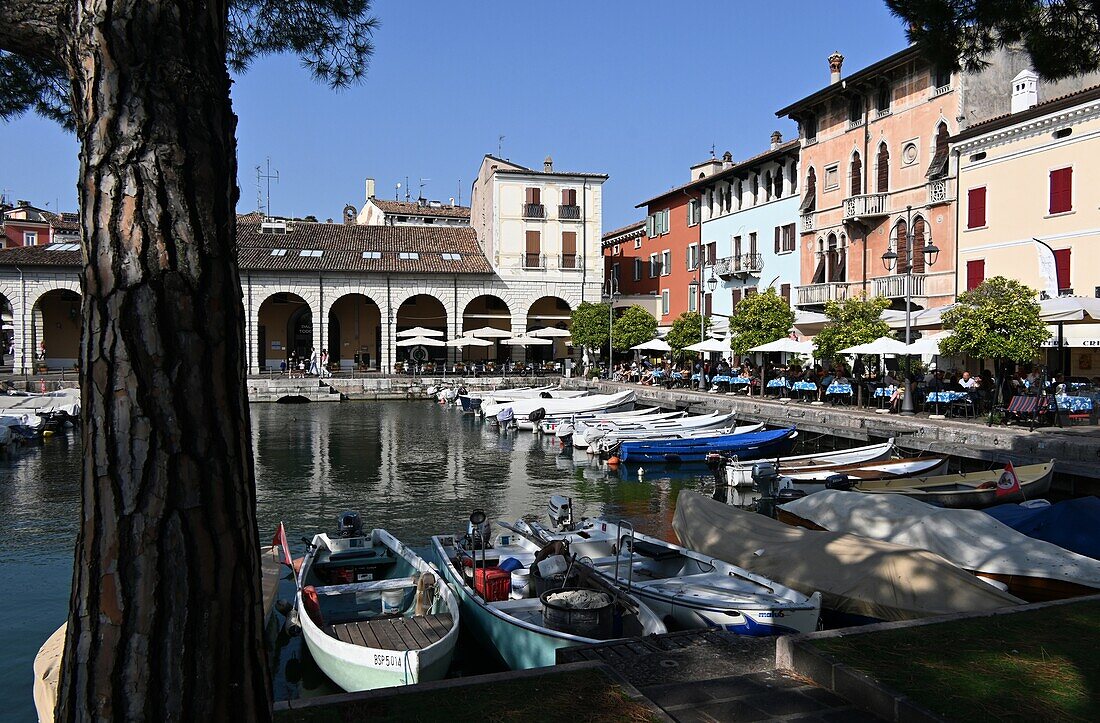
302, 585, 324, 627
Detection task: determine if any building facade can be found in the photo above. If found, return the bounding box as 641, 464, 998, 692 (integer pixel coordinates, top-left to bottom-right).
953, 81, 1100, 374
354, 178, 471, 227
631, 181, 704, 326
695, 135, 801, 316
1, 203, 80, 248
601, 220, 662, 318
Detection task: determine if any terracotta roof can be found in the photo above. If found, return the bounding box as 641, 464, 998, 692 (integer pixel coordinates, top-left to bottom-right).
493, 168, 609, 179
370, 199, 470, 219
0, 221, 494, 275
775, 45, 924, 118
602, 220, 645, 243
951, 83, 1100, 143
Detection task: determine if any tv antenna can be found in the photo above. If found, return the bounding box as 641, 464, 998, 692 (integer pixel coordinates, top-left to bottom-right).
395, 181, 402, 201
404, 176, 410, 203
457, 179, 462, 206
498, 134, 505, 157
418, 178, 431, 201
256, 157, 279, 215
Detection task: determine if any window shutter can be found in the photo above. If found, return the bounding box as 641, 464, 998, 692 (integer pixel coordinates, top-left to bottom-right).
563, 188, 576, 206
532, 188, 541, 205
774, 226, 781, 254
895, 221, 909, 274
731, 289, 742, 309
850, 152, 862, 196
781, 284, 791, 305
1050, 168, 1072, 214
1054, 248, 1071, 290
749, 232, 757, 255
911, 217, 926, 274
966, 260, 985, 291
525, 230, 541, 254
876, 145, 889, 193
645, 216, 654, 238
562, 231, 576, 255
967, 187, 986, 229
525, 187, 533, 205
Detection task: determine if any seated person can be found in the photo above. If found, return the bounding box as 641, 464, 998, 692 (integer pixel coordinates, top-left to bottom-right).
958, 371, 980, 390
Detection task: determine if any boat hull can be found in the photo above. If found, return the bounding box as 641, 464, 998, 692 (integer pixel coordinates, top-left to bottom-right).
724, 441, 895, 487
619, 429, 796, 465
855, 461, 1055, 509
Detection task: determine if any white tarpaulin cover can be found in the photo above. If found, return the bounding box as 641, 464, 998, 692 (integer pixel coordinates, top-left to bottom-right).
779, 490, 1100, 590
673, 491, 1022, 622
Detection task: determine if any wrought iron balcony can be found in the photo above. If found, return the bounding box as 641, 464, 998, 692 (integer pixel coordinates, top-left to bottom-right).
715, 253, 763, 277
739, 253, 763, 273
559, 254, 581, 270
521, 252, 546, 269
558, 205, 581, 220
522, 203, 545, 219
842, 193, 888, 221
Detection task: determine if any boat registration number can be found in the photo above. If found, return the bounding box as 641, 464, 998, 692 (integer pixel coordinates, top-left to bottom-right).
373, 653, 404, 669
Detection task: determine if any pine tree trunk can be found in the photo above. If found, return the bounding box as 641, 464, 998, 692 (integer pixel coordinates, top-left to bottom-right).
57, 1, 271, 719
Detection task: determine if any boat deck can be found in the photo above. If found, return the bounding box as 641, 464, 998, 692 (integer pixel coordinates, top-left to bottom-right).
327, 613, 453, 651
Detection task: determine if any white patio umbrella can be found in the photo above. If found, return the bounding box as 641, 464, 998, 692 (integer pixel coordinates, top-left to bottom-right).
747, 338, 815, 354
528, 326, 572, 338
792, 310, 829, 336
500, 335, 553, 346
463, 326, 514, 338
684, 337, 732, 354
904, 331, 954, 356
839, 337, 909, 356
446, 336, 493, 347
396, 326, 445, 338
630, 338, 671, 352
395, 335, 447, 347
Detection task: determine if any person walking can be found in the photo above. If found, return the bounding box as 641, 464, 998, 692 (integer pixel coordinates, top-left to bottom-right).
320, 348, 332, 378
308, 347, 320, 376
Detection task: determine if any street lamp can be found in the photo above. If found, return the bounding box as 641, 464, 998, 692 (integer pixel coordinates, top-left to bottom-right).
603, 276, 620, 379
694, 247, 720, 391
881, 204, 939, 415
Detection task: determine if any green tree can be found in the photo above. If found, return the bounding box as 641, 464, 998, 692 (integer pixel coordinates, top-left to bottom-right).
728, 288, 795, 356
886, 0, 1100, 81
1, 1, 378, 718
570, 301, 611, 356
939, 277, 1049, 384
612, 305, 658, 351
813, 296, 893, 362
666, 311, 710, 360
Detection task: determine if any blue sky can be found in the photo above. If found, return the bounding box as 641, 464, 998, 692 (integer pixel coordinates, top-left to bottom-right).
0, 1, 908, 230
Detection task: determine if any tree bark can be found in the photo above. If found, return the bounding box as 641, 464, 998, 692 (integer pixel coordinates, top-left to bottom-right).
56, 1, 272, 719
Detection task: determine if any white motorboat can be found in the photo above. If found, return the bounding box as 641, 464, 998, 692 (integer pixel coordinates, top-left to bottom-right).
432, 510, 666, 670
505, 496, 822, 636
581, 412, 743, 451
541, 407, 675, 436
721, 440, 896, 487
484, 390, 637, 430
296, 513, 460, 691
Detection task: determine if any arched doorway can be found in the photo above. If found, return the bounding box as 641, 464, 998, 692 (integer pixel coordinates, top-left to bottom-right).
328, 294, 382, 370
0, 292, 13, 369
396, 294, 447, 363
32, 288, 81, 370
258, 292, 312, 371
526, 296, 572, 363
462, 295, 511, 362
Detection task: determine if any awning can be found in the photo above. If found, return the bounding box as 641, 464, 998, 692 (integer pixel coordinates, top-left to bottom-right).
1041, 325, 1100, 348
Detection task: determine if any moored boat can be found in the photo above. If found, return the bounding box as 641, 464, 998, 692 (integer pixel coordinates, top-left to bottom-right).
853, 461, 1055, 508
483, 390, 636, 430
618, 427, 796, 465
296, 513, 460, 691
431, 510, 666, 670
718, 440, 896, 487
778, 456, 950, 490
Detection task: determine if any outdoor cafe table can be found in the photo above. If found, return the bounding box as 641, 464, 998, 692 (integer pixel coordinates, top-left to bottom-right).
873, 385, 898, 408
1055, 394, 1094, 413
925, 390, 969, 416
791, 380, 817, 401
767, 377, 791, 388
824, 382, 853, 405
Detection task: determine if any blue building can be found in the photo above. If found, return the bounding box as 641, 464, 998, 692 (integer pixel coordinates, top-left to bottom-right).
693, 134, 802, 320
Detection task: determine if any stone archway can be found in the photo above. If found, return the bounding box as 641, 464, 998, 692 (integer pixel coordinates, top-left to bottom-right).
395, 294, 447, 365
0, 291, 12, 370
328, 293, 382, 370
462, 294, 511, 362
257, 292, 313, 371
31, 288, 82, 370
526, 296, 572, 362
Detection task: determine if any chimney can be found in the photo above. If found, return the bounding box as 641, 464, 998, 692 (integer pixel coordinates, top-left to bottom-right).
449, 197, 455, 206
544, 155, 554, 173
1011, 69, 1039, 113
828, 51, 844, 84
721, 151, 733, 168
365, 178, 376, 200
770, 131, 783, 149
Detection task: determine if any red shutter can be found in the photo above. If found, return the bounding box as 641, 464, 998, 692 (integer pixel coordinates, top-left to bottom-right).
967, 187, 986, 229
966, 260, 985, 291
1049, 168, 1072, 214
1054, 248, 1071, 291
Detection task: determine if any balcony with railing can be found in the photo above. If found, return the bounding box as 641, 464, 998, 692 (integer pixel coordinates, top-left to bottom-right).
842, 193, 888, 221
927, 178, 951, 206
874, 271, 955, 300
521, 252, 546, 269
558, 205, 581, 220
715, 253, 763, 277
796, 281, 855, 307
559, 253, 582, 270
522, 203, 546, 219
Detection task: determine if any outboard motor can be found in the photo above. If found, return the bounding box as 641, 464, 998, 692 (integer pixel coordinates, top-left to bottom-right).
496, 407, 515, 428
336, 510, 364, 538
705, 453, 726, 480
529, 407, 546, 423
751, 462, 782, 519
467, 509, 492, 550
547, 495, 575, 531
824, 474, 854, 491
776, 488, 808, 503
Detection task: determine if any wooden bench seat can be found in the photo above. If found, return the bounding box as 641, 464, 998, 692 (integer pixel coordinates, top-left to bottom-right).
327, 613, 453, 651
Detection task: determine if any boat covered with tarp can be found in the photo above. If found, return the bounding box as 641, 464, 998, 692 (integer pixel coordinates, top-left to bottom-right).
672, 490, 1023, 624
985, 497, 1100, 561
778, 490, 1100, 601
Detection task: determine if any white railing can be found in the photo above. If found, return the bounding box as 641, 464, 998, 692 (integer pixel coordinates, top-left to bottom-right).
848, 118, 864, 130
843, 193, 888, 220
932, 84, 952, 98
802, 137, 817, 147
874, 274, 926, 299
927, 179, 950, 205
796, 282, 854, 306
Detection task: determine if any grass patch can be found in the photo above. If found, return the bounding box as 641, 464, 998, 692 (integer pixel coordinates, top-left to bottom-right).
277, 667, 660, 723
812, 600, 1100, 722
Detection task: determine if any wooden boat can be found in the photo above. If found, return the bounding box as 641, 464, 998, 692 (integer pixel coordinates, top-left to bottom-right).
593, 423, 764, 455
986, 498, 1100, 561
432, 513, 666, 671
721, 440, 896, 487
296, 515, 460, 691
779, 457, 950, 489
618, 428, 796, 465
504, 498, 821, 635
853, 461, 1056, 508
778, 489, 1100, 602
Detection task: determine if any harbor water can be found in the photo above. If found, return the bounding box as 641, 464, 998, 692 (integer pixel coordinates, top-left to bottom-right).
0, 400, 727, 717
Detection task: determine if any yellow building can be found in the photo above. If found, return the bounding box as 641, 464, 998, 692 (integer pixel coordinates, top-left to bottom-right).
953, 77, 1100, 374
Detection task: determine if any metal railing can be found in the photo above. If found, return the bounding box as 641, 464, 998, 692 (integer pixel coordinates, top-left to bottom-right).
522, 203, 545, 219
927, 179, 950, 205
558, 205, 581, 220
559, 254, 581, 270
521, 252, 546, 269
842, 193, 888, 220
739, 252, 763, 273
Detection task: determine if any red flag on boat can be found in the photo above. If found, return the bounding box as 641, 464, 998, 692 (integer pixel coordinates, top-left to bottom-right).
273, 522, 293, 567
995, 463, 1021, 498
